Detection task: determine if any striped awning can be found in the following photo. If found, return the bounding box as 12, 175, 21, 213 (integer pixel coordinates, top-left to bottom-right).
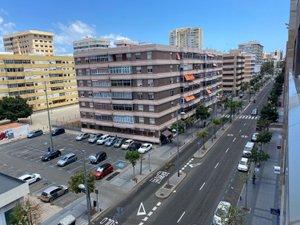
184, 74, 195, 81
184, 95, 196, 102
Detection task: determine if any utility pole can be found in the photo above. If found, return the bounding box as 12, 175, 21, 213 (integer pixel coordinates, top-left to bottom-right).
140, 156, 143, 175
82, 150, 91, 225
176, 109, 180, 177
44, 81, 54, 151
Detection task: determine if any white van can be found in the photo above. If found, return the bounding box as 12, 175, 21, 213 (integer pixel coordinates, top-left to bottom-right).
58, 215, 76, 225
237, 157, 250, 172
242, 141, 255, 157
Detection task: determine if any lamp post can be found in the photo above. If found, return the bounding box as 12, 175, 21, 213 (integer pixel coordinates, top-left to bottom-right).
80, 150, 91, 225
44, 81, 54, 151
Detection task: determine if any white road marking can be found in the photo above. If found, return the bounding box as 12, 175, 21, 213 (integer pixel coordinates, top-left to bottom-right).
152, 206, 157, 211
148, 211, 153, 216
244, 123, 246, 126
233, 137, 236, 142
199, 182, 206, 191
142, 217, 148, 221
225, 148, 230, 153
137, 202, 147, 216
138, 223, 144, 225
177, 211, 186, 223
215, 162, 220, 169
157, 202, 162, 207
239, 130, 242, 133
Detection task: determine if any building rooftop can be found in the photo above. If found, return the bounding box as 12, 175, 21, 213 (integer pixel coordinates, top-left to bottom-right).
3, 30, 54, 38
0, 172, 25, 195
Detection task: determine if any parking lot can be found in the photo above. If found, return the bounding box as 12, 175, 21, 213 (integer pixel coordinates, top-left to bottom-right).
0, 133, 127, 208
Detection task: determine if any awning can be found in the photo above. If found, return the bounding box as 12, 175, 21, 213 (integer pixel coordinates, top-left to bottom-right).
206, 89, 212, 94
184, 74, 195, 81
184, 95, 196, 102
213, 63, 217, 67
207, 53, 215, 57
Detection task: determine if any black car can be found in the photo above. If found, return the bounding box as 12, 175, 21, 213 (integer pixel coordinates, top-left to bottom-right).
113, 138, 125, 148
52, 128, 65, 136
41, 150, 62, 161
89, 151, 107, 164
27, 130, 43, 138
128, 142, 142, 151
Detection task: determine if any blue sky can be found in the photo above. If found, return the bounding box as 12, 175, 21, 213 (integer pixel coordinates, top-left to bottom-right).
0, 0, 290, 54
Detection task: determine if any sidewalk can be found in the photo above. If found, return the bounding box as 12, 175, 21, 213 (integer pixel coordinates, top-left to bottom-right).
238, 128, 282, 225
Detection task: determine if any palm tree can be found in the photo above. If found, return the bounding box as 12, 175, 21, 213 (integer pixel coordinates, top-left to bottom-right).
196, 129, 209, 150
125, 151, 140, 179
212, 118, 221, 138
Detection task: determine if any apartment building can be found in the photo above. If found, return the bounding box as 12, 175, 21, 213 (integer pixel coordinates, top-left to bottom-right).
243, 53, 256, 83
74, 43, 222, 143
169, 27, 203, 49
222, 52, 245, 95
0, 53, 78, 111
73, 37, 110, 53
3, 30, 54, 56
238, 41, 263, 65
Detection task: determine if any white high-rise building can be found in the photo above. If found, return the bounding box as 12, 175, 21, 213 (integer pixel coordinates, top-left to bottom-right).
169, 27, 203, 49
238, 41, 264, 65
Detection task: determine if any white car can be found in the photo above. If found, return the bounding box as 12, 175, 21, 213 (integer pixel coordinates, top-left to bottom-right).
75, 133, 89, 141
18, 173, 42, 185
251, 132, 259, 142
96, 134, 110, 145
121, 139, 134, 150
138, 143, 153, 154
237, 157, 249, 172
213, 201, 231, 225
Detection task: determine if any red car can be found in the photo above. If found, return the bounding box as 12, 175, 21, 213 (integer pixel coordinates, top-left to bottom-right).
92, 163, 113, 180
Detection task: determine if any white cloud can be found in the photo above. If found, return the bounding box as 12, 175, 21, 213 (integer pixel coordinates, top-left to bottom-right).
54, 20, 96, 54
0, 12, 16, 51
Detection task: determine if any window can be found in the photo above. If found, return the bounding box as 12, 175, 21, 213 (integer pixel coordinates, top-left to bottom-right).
137, 80, 143, 87
147, 66, 153, 73
126, 53, 132, 59
139, 117, 144, 123
170, 77, 174, 84
147, 52, 152, 60
170, 90, 175, 96
148, 93, 154, 100
149, 118, 155, 124
149, 105, 154, 112
148, 79, 154, 87
113, 115, 134, 124
138, 92, 143, 99
113, 104, 133, 111
138, 105, 144, 111
89, 102, 94, 108
94, 92, 111, 98
109, 66, 131, 74
136, 66, 142, 73
111, 80, 131, 87
135, 52, 141, 60
111, 92, 133, 99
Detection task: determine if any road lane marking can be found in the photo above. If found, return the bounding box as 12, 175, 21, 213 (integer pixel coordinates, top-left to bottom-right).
152, 206, 157, 211
233, 137, 236, 142
177, 211, 186, 223
157, 202, 162, 207
199, 182, 206, 191
239, 130, 242, 133
225, 148, 229, 153
244, 123, 246, 126
215, 162, 220, 169
142, 217, 148, 221
148, 211, 153, 216
138, 223, 144, 225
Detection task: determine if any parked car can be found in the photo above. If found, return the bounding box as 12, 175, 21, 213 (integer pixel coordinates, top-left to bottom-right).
128, 142, 142, 151
58, 214, 76, 225
52, 128, 65, 136
40, 185, 68, 202
88, 134, 102, 143
89, 151, 107, 164
27, 130, 43, 138
105, 136, 117, 146
92, 163, 113, 180
121, 139, 134, 150
41, 150, 61, 161
251, 132, 259, 142
18, 173, 41, 185
237, 157, 250, 172
113, 138, 125, 148
138, 143, 153, 154
251, 108, 258, 116
96, 134, 110, 145
213, 201, 231, 225
75, 133, 90, 141
242, 141, 255, 157
57, 153, 77, 167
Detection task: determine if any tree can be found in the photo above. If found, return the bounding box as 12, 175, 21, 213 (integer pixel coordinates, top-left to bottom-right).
225, 99, 241, 121
125, 151, 140, 178
9, 198, 41, 225
260, 61, 274, 75
250, 147, 270, 167
212, 118, 221, 138
197, 129, 209, 150
171, 120, 185, 134
68, 170, 95, 194
260, 103, 278, 122
256, 131, 272, 151
184, 116, 195, 128
241, 82, 250, 92
195, 104, 210, 120
0, 96, 33, 121
256, 118, 271, 131
226, 206, 245, 225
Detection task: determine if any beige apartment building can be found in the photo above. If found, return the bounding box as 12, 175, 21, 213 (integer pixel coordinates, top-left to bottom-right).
243, 53, 256, 83
0, 53, 78, 111
74, 42, 222, 143
3, 30, 54, 56
222, 52, 245, 95
169, 27, 203, 49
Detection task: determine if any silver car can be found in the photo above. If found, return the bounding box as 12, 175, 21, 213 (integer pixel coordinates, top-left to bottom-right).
40, 185, 68, 202
57, 153, 77, 167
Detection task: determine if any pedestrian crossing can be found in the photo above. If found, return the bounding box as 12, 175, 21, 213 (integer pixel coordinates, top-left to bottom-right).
223, 114, 259, 120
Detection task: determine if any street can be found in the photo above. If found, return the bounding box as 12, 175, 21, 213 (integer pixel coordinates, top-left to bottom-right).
93, 80, 274, 225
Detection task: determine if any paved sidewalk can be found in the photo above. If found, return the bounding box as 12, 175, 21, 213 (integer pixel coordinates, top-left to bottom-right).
238, 128, 282, 225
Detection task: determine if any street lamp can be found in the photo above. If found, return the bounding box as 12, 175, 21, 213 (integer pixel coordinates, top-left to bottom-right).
44, 82, 54, 151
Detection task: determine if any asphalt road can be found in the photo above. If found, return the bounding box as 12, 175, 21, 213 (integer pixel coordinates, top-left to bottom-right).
94, 80, 274, 225
0, 133, 126, 208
